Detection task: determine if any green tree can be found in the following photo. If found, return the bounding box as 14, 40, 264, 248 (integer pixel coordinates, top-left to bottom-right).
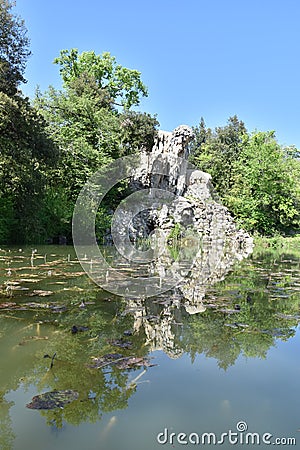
225, 131, 300, 234
0, 92, 58, 242
54, 48, 148, 109
0, 0, 31, 95
190, 116, 300, 235
35, 85, 122, 199
189, 116, 210, 163
119, 110, 159, 154
35, 49, 158, 241
0, 0, 61, 244
190, 115, 247, 197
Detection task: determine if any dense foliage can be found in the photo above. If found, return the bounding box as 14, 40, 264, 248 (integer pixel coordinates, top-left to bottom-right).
0, 92, 57, 242
0, 1, 58, 242
54, 48, 148, 109
0, 0, 31, 95
190, 116, 300, 235
34, 49, 158, 241
0, 2, 158, 243
0, 2, 299, 243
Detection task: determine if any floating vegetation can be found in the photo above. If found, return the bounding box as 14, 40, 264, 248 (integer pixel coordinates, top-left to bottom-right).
0, 302, 17, 309
3, 283, 29, 291
26, 390, 79, 410
18, 336, 49, 346
108, 338, 133, 349
123, 330, 133, 336
0, 243, 300, 436
18, 278, 41, 283
88, 353, 156, 370
29, 290, 54, 297
71, 325, 89, 334
116, 357, 157, 370
0, 301, 67, 312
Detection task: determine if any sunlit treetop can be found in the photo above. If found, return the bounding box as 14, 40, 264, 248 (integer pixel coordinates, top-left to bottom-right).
0, 0, 31, 95
54, 48, 148, 109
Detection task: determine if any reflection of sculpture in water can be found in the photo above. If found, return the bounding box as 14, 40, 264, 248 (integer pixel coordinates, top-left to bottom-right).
125, 296, 184, 359
124, 292, 210, 359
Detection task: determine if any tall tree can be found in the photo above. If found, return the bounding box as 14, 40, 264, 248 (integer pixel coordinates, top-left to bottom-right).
0, 0, 31, 95
190, 115, 247, 197
0, 1, 60, 243
35, 49, 158, 241
0, 92, 58, 242
225, 131, 300, 234
54, 48, 148, 109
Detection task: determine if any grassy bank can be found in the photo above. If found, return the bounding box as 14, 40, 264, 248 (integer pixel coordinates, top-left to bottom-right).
253, 234, 300, 258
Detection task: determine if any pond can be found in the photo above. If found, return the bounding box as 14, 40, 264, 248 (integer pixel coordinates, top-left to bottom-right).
0, 244, 299, 449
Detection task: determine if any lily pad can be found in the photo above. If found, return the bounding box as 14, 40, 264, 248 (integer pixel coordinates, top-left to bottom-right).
123, 330, 133, 336
276, 313, 298, 320
218, 308, 240, 314
26, 390, 79, 410
4, 284, 29, 291
68, 272, 86, 277
49, 304, 67, 313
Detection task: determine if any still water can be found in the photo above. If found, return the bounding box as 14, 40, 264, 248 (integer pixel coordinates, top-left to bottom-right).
0, 244, 299, 449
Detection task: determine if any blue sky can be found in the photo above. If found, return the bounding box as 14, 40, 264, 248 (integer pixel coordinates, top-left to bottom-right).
16, 0, 300, 147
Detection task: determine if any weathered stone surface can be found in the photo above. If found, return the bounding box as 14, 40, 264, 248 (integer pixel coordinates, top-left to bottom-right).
132, 125, 194, 195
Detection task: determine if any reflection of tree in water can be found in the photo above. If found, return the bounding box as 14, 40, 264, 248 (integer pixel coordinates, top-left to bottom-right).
0, 246, 300, 437
36, 364, 133, 429
0, 395, 15, 450
123, 251, 300, 369
181, 251, 300, 369
0, 306, 149, 437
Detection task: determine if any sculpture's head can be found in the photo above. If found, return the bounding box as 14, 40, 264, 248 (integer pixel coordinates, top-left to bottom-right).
172, 125, 195, 144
